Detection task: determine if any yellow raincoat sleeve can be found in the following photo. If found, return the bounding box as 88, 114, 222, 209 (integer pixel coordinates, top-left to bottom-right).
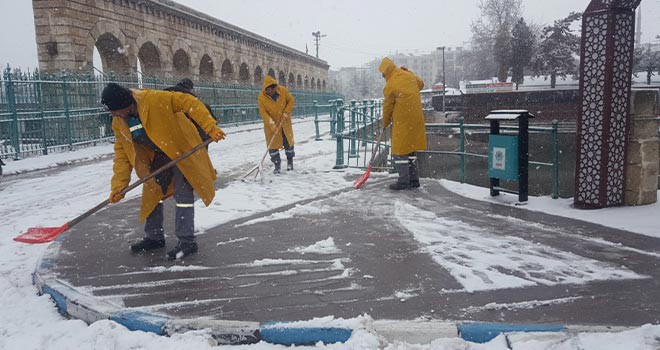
382, 85, 395, 128
283, 89, 295, 115
111, 137, 132, 193
415, 75, 425, 90
258, 96, 274, 125
171, 92, 220, 135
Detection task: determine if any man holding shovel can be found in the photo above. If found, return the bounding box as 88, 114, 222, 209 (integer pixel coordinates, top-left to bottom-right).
258, 76, 296, 174
102, 83, 225, 260
379, 57, 427, 190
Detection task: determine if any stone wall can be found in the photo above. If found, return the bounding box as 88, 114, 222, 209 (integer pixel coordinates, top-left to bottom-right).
625, 89, 660, 205
32, 0, 329, 89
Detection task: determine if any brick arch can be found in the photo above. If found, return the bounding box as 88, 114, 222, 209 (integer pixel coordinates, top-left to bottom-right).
199, 54, 215, 81
254, 65, 263, 85
87, 20, 136, 74
170, 38, 194, 78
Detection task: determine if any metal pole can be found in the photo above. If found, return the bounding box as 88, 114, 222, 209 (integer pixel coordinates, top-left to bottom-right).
442, 47, 446, 113
334, 101, 347, 169
314, 100, 321, 141
552, 120, 559, 199
459, 117, 465, 183
5, 66, 21, 160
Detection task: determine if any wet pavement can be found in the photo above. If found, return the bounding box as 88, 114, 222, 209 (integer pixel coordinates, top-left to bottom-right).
43, 178, 660, 326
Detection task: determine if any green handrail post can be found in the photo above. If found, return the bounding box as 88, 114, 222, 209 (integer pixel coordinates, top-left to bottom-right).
62, 75, 73, 150
314, 100, 321, 141
459, 117, 465, 183
361, 99, 368, 147
349, 100, 358, 158
5, 65, 21, 160
370, 99, 376, 139
552, 119, 559, 199
330, 99, 337, 137
36, 75, 47, 155
334, 101, 347, 169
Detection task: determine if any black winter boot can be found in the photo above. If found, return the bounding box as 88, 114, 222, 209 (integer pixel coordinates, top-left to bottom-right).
389, 155, 411, 191
409, 154, 420, 188
130, 238, 166, 253
270, 150, 281, 174
286, 157, 293, 171
167, 240, 198, 260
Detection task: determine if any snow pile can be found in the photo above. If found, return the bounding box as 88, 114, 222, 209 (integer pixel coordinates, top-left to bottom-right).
290, 237, 342, 254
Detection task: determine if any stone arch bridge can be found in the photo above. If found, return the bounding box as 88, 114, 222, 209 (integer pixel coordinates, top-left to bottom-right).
32, 0, 330, 90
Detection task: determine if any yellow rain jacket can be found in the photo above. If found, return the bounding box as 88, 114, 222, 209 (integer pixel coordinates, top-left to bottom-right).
379, 57, 427, 156
111, 89, 220, 222
257, 76, 296, 149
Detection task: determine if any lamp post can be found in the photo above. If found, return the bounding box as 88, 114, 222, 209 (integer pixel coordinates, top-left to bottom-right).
437, 46, 446, 113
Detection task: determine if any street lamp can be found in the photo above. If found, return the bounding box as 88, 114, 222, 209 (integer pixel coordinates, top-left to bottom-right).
437, 46, 446, 113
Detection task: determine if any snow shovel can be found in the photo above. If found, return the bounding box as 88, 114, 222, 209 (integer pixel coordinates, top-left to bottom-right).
353, 127, 386, 189
13, 138, 214, 244
242, 117, 287, 182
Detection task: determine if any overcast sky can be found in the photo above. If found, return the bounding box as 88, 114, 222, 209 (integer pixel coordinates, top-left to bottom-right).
1, 0, 659, 70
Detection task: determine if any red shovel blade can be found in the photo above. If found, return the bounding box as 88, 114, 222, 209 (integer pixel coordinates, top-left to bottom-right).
13, 224, 70, 244
353, 165, 372, 189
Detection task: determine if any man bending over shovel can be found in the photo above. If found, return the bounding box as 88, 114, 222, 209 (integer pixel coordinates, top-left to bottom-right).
102, 83, 225, 260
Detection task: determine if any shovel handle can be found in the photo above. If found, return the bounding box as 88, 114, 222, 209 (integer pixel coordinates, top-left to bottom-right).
66, 138, 214, 229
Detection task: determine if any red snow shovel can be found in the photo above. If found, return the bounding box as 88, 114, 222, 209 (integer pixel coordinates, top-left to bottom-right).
353, 127, 386, 189
13, 138, 214, 244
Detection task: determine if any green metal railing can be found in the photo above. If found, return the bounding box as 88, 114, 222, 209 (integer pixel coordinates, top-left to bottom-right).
332, 99, 386, 170
0, 66, 342, 159
424, 118, 560, 199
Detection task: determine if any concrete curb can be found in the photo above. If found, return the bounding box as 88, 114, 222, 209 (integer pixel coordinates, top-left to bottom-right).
33, 241, 632, 346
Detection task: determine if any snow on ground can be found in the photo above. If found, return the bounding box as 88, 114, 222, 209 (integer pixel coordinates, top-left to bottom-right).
439, 179, 660, 239
1, 118, 660, 349
394, 201, 643, 293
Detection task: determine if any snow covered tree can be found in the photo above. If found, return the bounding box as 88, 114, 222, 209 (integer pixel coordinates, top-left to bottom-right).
531, 12, 582, 88
510, 17, 535, 89
467, 0, 522, 80
633, 46, 660, 85
494, 26, 513, 82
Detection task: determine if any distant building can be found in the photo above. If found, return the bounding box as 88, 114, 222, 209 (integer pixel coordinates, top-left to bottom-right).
387, 47, 466, 89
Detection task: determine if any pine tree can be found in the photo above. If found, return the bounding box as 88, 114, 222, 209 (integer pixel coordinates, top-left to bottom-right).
510, 18, 535, 89
531, 12, 582, 88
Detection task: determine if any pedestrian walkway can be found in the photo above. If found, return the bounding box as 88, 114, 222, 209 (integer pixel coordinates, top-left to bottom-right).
37, 177, 660, 327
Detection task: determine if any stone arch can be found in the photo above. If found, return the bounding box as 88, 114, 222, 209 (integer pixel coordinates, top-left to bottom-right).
322, 80, 326, 91
173, 49, 191, 76
199, 54, 214, 81
296, 74, 302, 89
288, 73, 295, 87
304, 76, 310, 90
221, 58, 234, 81
137, 42, 161, 76
311, 78, 316, 90
254, 65, 263, 85
170, 38, 193, 78
239, 62, 250, 83
88, 20, 135, 75
278, 70, 286, 85
267, 68, 276, 78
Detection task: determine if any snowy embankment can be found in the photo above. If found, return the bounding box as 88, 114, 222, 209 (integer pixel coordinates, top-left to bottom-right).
1, 118, 659, 349
439, 179, 660, 240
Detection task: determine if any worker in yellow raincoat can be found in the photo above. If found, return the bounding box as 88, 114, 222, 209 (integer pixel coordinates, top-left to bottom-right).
379, 57, 427, 190
101, 83, 225, 260
258, 76, 296, 174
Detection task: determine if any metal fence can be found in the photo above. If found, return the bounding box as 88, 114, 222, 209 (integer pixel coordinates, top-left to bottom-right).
0, 66, 342, 159
330, 99, 388, 170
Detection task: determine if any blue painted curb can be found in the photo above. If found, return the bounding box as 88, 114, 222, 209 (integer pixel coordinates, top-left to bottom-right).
260, 321, 352, 346
110, 311, 171, 335
458, 322, 566, 343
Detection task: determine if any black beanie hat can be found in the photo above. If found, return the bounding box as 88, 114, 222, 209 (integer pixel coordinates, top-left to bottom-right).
101, 83, 135, 111
177, 78, 194, 91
